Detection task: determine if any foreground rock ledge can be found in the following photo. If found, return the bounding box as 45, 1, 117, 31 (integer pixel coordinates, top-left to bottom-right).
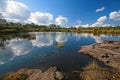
79, 40, 120, 69
0, 67, 64, 80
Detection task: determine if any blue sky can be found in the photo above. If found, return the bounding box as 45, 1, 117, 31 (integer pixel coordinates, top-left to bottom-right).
0, 0, 120, 27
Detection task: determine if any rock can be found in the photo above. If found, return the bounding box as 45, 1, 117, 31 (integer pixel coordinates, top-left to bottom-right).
79, 40, 120, 69
43, 67, 63, 80
55, 71, 64, 80
0, 67, 64, 80
103, 40, 114, 44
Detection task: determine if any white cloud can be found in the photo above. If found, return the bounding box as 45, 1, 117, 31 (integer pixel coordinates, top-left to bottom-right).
76, 20, 81, 24
91, 16, 108, 27
0, 0, 68, 25
75, 19, 89, 28
75, 16, 109, 27
109, 10, 120, 21
97, 16, 107, 22
27, 12, 53, 25
0, 0, 54, 25
96, 7, 105, 12
0, 0, 7, 12
100, 24, 111, 27
1, 0, 30, 23
55, 15, 68, 25
75, 24, 90, 28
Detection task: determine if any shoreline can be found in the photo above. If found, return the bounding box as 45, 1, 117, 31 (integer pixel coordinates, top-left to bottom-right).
79, 40, 120, 69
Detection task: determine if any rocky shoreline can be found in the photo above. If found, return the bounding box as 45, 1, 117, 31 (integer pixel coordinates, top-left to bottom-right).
0, 67, 64, 80
1, 63, 120, 80
0, 40, 120, 80
79, 40, 120, 69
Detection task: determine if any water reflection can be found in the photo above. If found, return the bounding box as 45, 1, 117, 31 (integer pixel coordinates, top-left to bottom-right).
75, 33, 90, 41
91, 34, 120, 43
0, 32, 55, 64
55, 32, 67, 48
0, 48, 13, 64
31, 32, 53, 47
0, 39, 32, 64
75, 33, 120, 43
0, 38, 9, 50
8, 39, 33, 56
0, 32, 120, 75
90, 35, 103, 43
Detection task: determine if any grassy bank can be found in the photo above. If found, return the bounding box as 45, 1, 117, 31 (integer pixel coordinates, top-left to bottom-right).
80, 62, 120, 80
0, 29, 19, 33
0, 27, 120, 36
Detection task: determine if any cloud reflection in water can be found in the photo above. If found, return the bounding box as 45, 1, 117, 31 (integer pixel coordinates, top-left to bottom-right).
0, 39, 33, 64
55, 32, 67, 43
55, 32, 67, 48
31, 32, 53, 47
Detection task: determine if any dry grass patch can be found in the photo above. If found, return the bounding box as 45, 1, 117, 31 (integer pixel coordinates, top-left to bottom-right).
80, 62, 120, 80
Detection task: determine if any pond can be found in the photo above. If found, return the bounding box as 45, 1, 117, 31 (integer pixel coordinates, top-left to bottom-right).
0, 32, 120, 75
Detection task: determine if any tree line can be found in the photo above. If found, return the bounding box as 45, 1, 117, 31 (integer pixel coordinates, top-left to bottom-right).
0, 13, 120, 34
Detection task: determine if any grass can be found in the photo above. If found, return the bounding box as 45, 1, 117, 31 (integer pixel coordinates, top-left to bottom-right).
0, 29, 19, 33
0, 69, 28, 80
80, 62, 120, 80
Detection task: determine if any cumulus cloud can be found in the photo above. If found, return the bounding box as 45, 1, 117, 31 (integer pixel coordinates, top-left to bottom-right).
76, 20, 81, 24
75, 20, 90, 28
75, 16, 110, 27
75, 24, 90, 28
0, 0, 54, 25
96, 7, 105, 12
27, 12, 53, 25
0, 0, 7, 12
55, 15, 68, 25
91, 16, 108, 27
1, 0, 30, 23
0, 0, 69, 26
109, 10, 120, 21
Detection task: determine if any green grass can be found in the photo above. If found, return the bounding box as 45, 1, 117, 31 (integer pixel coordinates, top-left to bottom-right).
0, 29, 19, 33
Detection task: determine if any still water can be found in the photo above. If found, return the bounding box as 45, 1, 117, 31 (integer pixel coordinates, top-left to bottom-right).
0, 32, 120, 75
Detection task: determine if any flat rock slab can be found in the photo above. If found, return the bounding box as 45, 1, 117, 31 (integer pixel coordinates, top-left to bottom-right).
79, 40, 120, 69
0, 67, 64, 80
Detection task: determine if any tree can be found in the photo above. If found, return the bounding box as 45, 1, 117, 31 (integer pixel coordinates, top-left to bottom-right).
49, 24, 57, 29
0, 13, 3, 19
0, 13, 3, 24
0, 13, 8, 29
0, 13, 7, 24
